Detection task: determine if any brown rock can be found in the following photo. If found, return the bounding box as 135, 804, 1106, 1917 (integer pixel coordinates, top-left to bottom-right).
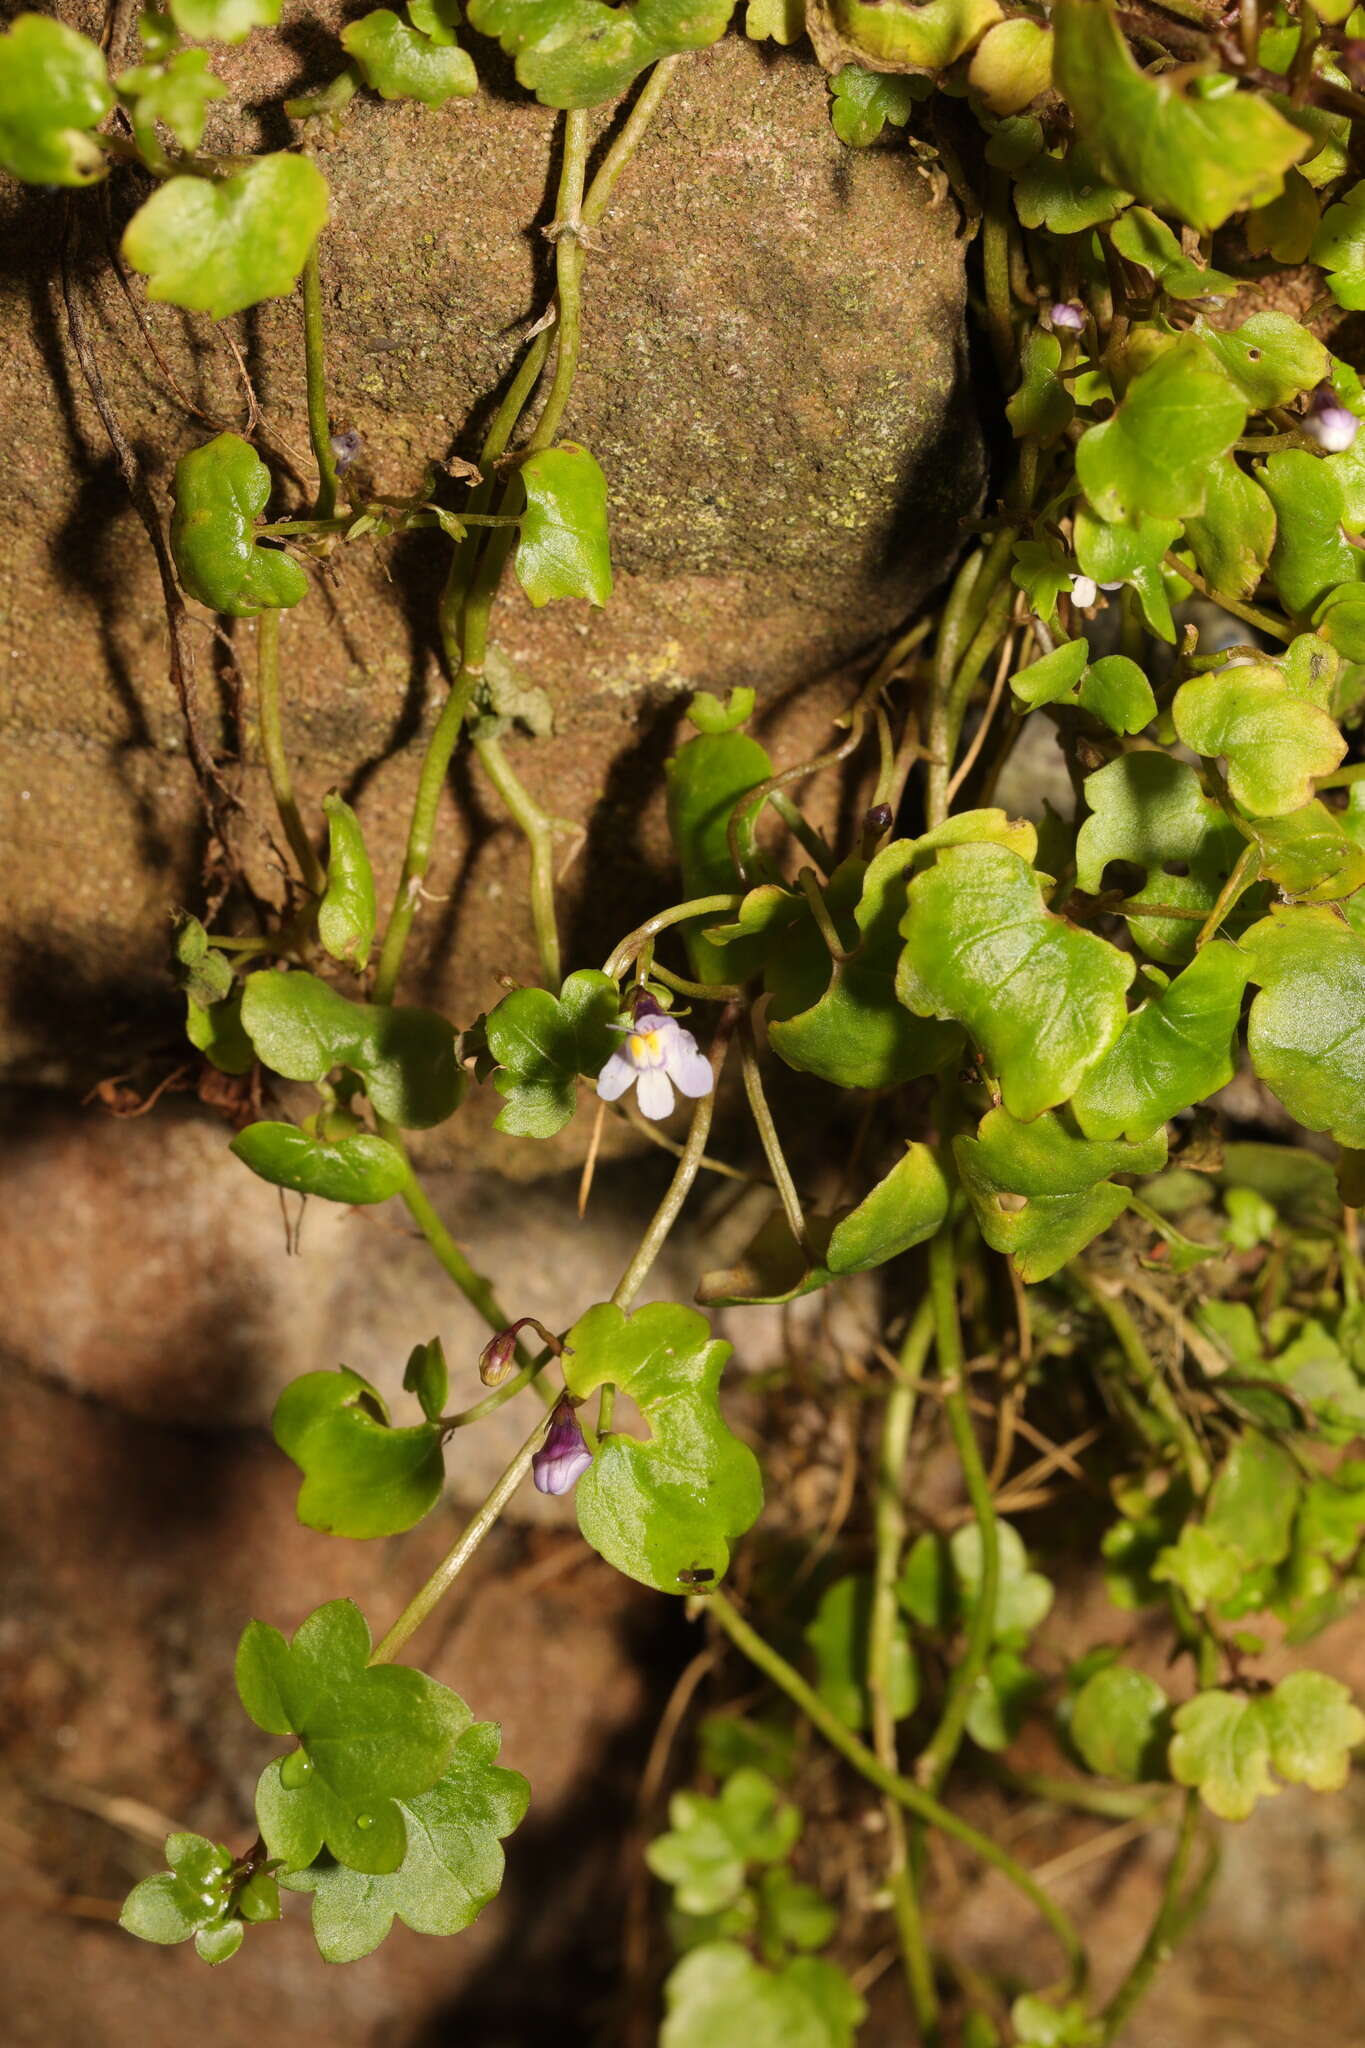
1, 27, 981, 1089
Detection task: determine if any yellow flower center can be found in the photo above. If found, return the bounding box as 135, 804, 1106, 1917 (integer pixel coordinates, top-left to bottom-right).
628, 1029, 662, 1064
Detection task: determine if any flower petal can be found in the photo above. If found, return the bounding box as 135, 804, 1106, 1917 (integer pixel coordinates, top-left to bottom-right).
635, 1066, 676, 1120
596, 1051, 637, 1102
668, 1034, 715, 1099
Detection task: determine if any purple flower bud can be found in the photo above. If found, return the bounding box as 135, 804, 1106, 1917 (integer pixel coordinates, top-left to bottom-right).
330, 430, 363, 473
479, 1326, 522, 1386
863, 802, 893, 838
1303, 384, 1360, 454
1047, 300, 1086, 334
532, 1402, 593, 1496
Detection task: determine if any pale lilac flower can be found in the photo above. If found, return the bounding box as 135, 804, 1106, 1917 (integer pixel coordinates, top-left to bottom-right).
1047, 300, 1086, 334
533, 1401, 592, 1496
596, 994, 713, 1122
1303, 384, 1359, 453
330, 430, 362, 472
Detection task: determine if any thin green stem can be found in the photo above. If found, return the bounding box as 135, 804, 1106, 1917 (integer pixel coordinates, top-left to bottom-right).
1069, 1262, 1211, 1494
916, 1225, 1000, 1794
927, 535, 1016, 828
526, 109, 590, 455
580, 55, 680, 232
982, 168, 1015, 381
707, 1588, 1087, 1998
737, 1009, 809, 1255
870, 1299, 939, 2039
441, 1349, 553, 1430
1099, 1793, 1205, 2044
473, 730, 562, 986
603, 894, 746, 981
1193, 839, 1260, 948
255, 609, 325, 896
369, 1415, 547, 1666
1163, 553, 1292, 643
301, 242, 340, 521
1316, 759, 1365, 789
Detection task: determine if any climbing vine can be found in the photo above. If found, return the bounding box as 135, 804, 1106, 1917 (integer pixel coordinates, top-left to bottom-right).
7, 0, 1365, 2037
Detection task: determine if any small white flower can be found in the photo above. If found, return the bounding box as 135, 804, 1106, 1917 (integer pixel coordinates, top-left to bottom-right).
1303, 383, 1360, 453
596, 996, 714, 1121
1069, 573, 1099, 609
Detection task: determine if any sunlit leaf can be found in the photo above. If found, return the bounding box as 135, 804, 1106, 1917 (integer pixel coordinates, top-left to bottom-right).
230, 1121, 409, 1204
272, 1365, 445, 1538
561, 1300, 763, 1593
661, 1941, 865, 2048
342, 4, 477, 104
1242, 906, 1365, 1145
512, 443, 612, 606
466, 0, 734, 108
318, 793, 377, 969
828, 65, 924, 146
170, 434, 310, 616
1076, 335, 1245, 525
1072, 943, 1250, 1143
485, 969, 620, 1137
123, 153, 328, 319
1172, 661, 1345, 817
0, 14, 112, 185
1070, 1666, 1169, 1781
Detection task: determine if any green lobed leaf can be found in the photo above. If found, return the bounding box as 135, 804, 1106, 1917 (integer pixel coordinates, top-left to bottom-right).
1182, 457, 1277, 603
187, 992, 256, 1074
466, 0, 735, 108
1070, 1666, 1169, 1781
1311, 177, 1365, 309
1072, 505, 1180, 642
965, 1647, 1044, 1752
240, 968, 463, 1128
1241, 907, 1365, 1145
561, 1300, 763, 1594
898, 1519, 1053, 1644
824, 1141, 950, 1275
647, 1768, 800, 1915
1074, 751, 1248, 965
828, 65, 924, 147
1052, 0, 1307, 233
272, 1365, 446, 1538
1071, 942, 1250, 1143
238, 1599, 466, 1873
318, 793, 377, 970
1261, 449, 1362, 617
230, 1121, 410, 1204
756, 1866, 838, 1957
1010, 1996, 1101, 2047
1245, 798, 1365, 905
484, 968, 620, 1137
665, 725, 773, 984
1247, 169, 1321, 264
170, 433, 310, 617
0, 15, 112, 186
897, 842, 1134, 1120
1110, 209, 1237, 299
170, 0, 282, 40
342, 5, 477, 104
1197, 312, 1328, 410
120, 1833, 242, 1961
1014, 141, 1130, 235
766, 844, 963, 1091
661, 1941, 865, 2048
1172, 661, 1345, 817
1006, 327, 1074, 443
1076, 335, 1245, 526
1011, 535, 1075, 626
123, 153, 328, 320
279, 1723, 529, 1960
1010, 638, 1155, 735
116, 48, 226, 160
954, 1106, 1165, 1283
804, 1574, 916, 1731
745, 0, 805, 42
1170, 1674, 1365, 1818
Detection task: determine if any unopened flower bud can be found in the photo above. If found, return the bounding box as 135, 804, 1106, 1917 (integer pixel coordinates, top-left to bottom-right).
532, 1401, 593, 1497
1047, 300, 1086, 334
1070, 573, 1099, 609
479, 1325, 523, 1386
330, 429, 362, 473
1303, 384, 1359, 454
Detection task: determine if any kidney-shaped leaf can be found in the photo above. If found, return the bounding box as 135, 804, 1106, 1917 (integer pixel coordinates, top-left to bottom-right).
1242, 907, 1365, 1145
485, 968, 620, 1137
512, 443, 612, 606
342, 4, 477, 103
467, 0, 734, 107
272, 1365, 446, 1538
1053, 0, 1306, 232
123, 152, 328, 319
0, 14, 112, 185
120, 1832, 244, 1964
1071, 943, 1250, 1143
280, 1722, 528, 1960
1076, 335, 1245, 526
561, 1300, 763, 1594
240, 969, 462, 1127
170, 433, 309, 616
1173, 662, 1345, 817
238, 1599, 466, 1873
954, 1107, 1164, 1282
898, 843, 1134, 1120
1070, 1666, 1170, 1782
661, 1941, 865, 2048
826, 1142, 950, 1275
